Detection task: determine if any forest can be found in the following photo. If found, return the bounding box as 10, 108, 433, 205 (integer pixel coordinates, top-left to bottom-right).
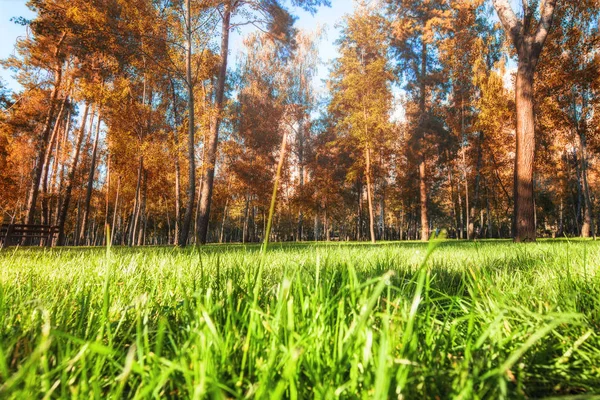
2, 1, 600, 398
1, 0, 599, 246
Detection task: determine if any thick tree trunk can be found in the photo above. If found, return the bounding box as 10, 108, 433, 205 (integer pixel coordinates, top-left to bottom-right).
197, 3, 231, 245
57, 103, 90, 246
79, 114, 101, 245
513, 62, 536, 242
178, 0, 196, 247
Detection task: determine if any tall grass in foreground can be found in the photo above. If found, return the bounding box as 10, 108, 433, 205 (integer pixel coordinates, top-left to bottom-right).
0, 240, 599, 399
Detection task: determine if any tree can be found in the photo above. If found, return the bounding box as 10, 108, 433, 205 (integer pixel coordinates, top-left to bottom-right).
330, 3, 394, 244
491, 0, 558, 242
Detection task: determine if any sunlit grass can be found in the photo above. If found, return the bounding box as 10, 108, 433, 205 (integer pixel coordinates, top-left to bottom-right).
1, 239, 599, 398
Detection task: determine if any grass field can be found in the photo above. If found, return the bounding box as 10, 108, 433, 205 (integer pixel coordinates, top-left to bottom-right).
1, 239, 599, 399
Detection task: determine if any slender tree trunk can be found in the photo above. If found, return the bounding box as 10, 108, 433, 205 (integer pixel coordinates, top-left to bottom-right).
104, 153, 111, 242
579, 131, 595, 238
170, 80, 182, 245
365, 146, 376, 244
470, 132, 484, 238
137, 171, 148, 246
178, 0, 196, 247
220, 197, 229, 244
57, 103, 90, 246
419, 40, 429, 242
462, 147, 470, 240
79, 113, 101, 245
197, 2, 231, 245
130, 156, 144, 245
111, 176, 120, 245
297, 118, 305, 242
54, 111, 71, 226
242, 195, 250, 243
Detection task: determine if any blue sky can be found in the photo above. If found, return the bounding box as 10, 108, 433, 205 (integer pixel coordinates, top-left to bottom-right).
0, 0, 354, 93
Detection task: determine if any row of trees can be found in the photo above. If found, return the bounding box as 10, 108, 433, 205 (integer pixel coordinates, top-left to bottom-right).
1, 0, 598, 246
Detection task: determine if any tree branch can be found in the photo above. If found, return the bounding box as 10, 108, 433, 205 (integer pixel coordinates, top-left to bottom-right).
533, 0, 558, 47
491, 0, 522, 45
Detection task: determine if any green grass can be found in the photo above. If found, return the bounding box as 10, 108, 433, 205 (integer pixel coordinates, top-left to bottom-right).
1, 239, 599, 399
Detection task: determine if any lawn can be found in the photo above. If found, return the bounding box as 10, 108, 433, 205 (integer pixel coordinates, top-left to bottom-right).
1, 239, 599, 399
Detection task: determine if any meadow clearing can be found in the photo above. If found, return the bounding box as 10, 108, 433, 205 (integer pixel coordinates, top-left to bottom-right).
0, 239, 599, 399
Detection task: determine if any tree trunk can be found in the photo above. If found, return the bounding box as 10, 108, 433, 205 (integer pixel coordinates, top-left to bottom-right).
418, 40, 429, 242
297, 117, 305, 242
513, 62, 536, 242
111, 176, 120, 245
170, 79, 182, 245
53, 111, 71, 226
79, 113, 101, 245
137, 170, 148, 246
365, 146, 376, 244
220, 197, 229, 244
579, 130, 595, 238
104, 153, 111, 242
242, 195, 250, 243
57, 103, 90, 246
197, 2, 231, 245
419, 159, 429, 241
178, 0, 196, 247
130, 156, 144, 245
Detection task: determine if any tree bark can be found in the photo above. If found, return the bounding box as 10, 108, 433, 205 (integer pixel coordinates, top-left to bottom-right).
419, 159, 429, 241
111, 176, 120, 245
170, 79, 182, 245
79, 113, 101, 245
365, 146, 376, 244
178, 0, 196, 247
579, 130, 595, 238
197, 2, 232, 245
513, 62, 536, 241
419, 40, 429, 242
